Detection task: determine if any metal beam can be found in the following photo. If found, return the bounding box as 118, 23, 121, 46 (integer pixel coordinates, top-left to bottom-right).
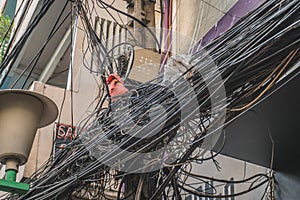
38, 28, 71, 83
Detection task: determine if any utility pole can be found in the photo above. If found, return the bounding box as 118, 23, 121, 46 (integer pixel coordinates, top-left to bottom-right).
125, 0, 156, 51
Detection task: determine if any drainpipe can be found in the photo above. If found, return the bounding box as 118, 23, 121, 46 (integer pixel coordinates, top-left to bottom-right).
160, 0, 172, 71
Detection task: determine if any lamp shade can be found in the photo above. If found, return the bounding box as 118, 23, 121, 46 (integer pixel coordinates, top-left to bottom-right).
0, 90, 58, 170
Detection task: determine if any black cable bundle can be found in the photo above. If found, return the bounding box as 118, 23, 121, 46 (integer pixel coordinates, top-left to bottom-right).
4, 0, 300, 199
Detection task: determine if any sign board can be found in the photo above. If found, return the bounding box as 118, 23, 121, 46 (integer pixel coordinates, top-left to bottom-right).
54, 123, 77, 153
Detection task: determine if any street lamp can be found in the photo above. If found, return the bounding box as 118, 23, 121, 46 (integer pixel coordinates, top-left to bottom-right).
0, 90, 58, 194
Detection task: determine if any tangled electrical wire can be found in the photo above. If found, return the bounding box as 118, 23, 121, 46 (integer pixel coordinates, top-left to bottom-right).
4, 0, 300, 199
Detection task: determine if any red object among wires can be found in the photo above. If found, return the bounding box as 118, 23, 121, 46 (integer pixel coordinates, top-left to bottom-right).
106, 74, 128, 100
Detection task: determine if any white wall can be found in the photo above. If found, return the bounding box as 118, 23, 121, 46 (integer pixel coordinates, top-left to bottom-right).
183, 154, 269, 199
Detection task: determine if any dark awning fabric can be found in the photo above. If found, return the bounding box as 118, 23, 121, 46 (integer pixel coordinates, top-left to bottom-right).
212, 66, 300, 199
214, 67, 300, 171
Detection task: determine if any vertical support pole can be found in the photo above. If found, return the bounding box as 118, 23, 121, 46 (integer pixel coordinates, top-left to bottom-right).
5, 170, 17, 182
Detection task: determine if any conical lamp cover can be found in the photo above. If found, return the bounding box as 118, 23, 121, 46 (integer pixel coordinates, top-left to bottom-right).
0, 90, 58, 168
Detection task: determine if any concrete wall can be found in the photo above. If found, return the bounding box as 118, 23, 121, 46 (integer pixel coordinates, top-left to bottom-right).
175, 0, 238, 53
